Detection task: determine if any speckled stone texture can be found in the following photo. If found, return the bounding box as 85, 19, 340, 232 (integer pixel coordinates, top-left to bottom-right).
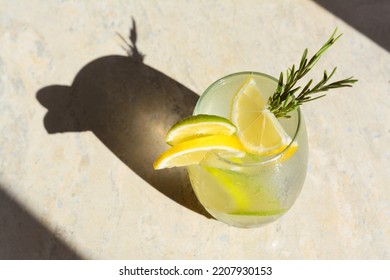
0, 0, 389, 259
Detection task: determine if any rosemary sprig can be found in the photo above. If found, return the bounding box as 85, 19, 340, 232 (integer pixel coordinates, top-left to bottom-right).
268, 28, 358, 118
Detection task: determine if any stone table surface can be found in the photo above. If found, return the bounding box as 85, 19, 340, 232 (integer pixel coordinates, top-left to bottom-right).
1, 0, 389, 259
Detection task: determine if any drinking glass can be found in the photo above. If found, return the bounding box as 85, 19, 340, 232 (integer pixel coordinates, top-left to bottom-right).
187, 72, 308, 228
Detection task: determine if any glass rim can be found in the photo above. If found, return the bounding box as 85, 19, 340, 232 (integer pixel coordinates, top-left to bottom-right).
194, 71, 302, 167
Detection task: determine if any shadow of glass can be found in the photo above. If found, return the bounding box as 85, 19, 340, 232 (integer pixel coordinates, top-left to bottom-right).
36, 21, 211, 218
314, 0, 390, 52
0, 183, 82, 259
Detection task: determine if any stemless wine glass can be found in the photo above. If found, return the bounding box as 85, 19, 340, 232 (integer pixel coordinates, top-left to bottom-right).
187, 72, 308, 228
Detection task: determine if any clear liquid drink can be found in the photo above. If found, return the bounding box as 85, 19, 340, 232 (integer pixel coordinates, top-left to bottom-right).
187, 72, 308, 228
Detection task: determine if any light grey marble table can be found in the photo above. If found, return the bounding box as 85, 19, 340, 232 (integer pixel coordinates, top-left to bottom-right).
1, 0, 389, 259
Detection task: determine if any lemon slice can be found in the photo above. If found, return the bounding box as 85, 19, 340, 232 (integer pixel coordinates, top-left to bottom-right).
153, 135, 245, 170
230, 76, 293, 155
165, 114, 237, 146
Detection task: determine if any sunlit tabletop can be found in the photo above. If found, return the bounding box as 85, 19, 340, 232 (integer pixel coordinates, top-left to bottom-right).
1, 0, 389, 259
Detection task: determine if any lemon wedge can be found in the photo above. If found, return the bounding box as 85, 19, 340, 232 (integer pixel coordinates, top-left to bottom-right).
153, 135, 245, 170
166, 114, 236, 146
230, 76, 294, 156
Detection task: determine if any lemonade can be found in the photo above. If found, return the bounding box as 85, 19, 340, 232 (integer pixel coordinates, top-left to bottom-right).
153, 30, 356, 228
187, 72, 308, 227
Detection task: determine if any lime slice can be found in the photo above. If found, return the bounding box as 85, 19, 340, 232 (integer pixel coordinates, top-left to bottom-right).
202, 166, 252, 211
153, 135, 245, 169
230, 76, 294, 156
203, 165, 285, 215
166, 114, 237, 146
